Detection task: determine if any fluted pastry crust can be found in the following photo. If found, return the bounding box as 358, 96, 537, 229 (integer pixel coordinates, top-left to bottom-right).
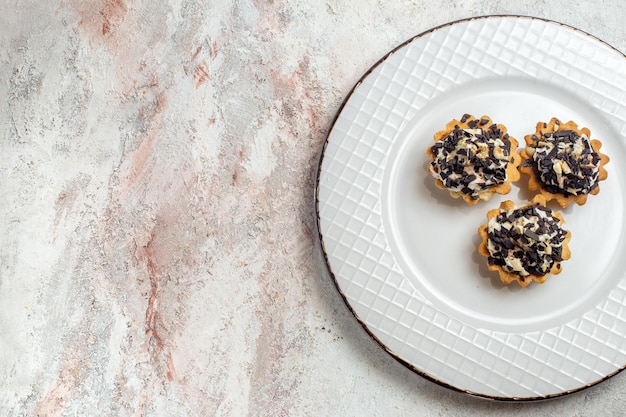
477, 195, 571, 287
426, 114, 521, 205
519, 118, 609, 208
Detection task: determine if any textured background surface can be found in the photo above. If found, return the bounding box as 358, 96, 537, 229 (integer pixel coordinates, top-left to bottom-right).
1, 1, 625, 416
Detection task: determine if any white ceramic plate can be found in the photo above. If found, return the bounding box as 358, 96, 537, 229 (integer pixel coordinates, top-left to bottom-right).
316, 16, 626, 400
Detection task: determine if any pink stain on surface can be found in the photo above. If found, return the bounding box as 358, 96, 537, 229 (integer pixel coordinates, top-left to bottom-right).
33, 348, 85, 416
70, 0, 170, 97
123, 172, 201, 386
185, 45, 213, 88
89, 157, 201, 401
101, 0, 128, 35
270, 55, 322, 135
74, 0, 129, 40
193, 62, 210, 88
140, 232, 176, 381
119, 92, 168, 196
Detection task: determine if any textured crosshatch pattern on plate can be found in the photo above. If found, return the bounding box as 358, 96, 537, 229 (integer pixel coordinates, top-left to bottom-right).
317, 16, 626, 399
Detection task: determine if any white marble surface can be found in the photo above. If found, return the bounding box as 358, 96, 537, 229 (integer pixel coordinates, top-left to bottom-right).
1, 1, 625, 416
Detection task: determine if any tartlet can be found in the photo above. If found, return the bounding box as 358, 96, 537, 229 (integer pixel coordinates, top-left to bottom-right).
477, 195, 571, 287
427, 114, 522, 205
519, 118, 609, 208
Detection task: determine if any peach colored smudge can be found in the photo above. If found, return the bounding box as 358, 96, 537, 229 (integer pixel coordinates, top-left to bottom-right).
119, 92, 168, 196
73, 0, 128, 39
33, 349, 85, 416
251, 0, 288, 34
191, 45, 202, 61
271, 55, 321, 133
136, 182, 205, 385
193, 62, 210, 88
70, 0, 170, 99
252, 0, 321, 134
140, 232, 176, 381
184, 46, 212, 89
101, 0, 128, 35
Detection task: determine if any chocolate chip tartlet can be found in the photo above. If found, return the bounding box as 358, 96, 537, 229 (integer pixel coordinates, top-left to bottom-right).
427, 114, 522, 205
520, 118, 609, 208
478, 195, 571, 287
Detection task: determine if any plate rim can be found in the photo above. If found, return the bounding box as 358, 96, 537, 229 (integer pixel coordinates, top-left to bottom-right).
314, 14, 626, 401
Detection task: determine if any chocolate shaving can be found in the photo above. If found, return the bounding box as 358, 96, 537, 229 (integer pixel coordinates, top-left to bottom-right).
530, 129, 600, 196
487, 204, 567, 277
429, 115, 513, 198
